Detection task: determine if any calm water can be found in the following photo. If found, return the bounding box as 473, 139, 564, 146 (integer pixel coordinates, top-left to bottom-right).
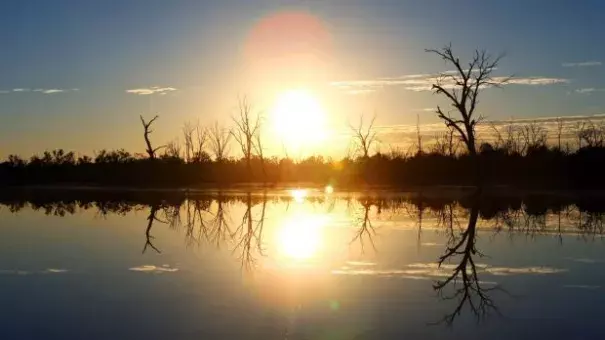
1, 189, 605, 339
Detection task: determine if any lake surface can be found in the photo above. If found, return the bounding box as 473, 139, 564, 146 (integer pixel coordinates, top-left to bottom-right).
1, 188, 605, 339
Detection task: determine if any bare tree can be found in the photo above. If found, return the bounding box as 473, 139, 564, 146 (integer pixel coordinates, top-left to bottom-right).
182, 122, 195, 162
432, 127, 459, 156
350, 113, 378, 158
555, 117, 564, 150
140, 115, 166, 160
416, 113, 423, 155
254, 131, 267, 180
517, 121, 548, 154
231, 96, 262, 174
194, 123, 208, 162
183, 120, 209, 163
164, 139, 182, 159
577, 120, 605, 148
574, 120, 587, 149
426, 45, 508, 156
209, 121, 231, 162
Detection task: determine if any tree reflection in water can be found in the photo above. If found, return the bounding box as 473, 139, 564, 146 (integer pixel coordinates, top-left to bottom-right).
3, 189, 605, 326
431, 190, 501, 325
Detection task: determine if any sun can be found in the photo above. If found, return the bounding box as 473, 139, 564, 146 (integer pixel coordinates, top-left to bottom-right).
271, 89, 329, 153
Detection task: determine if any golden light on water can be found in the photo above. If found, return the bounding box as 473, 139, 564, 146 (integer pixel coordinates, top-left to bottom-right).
325, 185, 334, 194
290, 189, 308, 202
277, 214, 326, 260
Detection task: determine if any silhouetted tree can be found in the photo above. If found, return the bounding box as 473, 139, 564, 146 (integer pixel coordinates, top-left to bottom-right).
426, 45, 508, 157
350, 113, 378, 158
231, 96, 262, 176
183, 120, 208, 163
140, 115, 165, 160
209, 121, 231, 162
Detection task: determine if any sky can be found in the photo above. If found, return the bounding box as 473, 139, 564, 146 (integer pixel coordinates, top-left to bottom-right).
1, 0, 605, 158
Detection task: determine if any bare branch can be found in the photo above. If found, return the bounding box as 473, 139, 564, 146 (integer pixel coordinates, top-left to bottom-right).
426, 44, 508, 157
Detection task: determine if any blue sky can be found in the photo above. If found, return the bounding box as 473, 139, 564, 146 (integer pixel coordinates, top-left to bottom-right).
1, 0, 605, 157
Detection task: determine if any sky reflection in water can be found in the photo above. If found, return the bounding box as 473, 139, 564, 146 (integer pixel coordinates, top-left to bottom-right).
1, 189, 605, 339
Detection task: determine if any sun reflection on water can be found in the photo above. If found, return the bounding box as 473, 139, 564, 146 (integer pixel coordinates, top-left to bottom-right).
277, 213, 328, 261
290, 189, 308, 203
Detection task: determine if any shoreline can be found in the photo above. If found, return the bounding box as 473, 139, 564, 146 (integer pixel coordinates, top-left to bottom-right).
3, 184, 605, 198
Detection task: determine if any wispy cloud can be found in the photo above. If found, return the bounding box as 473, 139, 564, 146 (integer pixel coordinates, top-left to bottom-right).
412, 108, 436, 112
346, 261, 377, 267
33, 88, 65, 94
129, 264, 178, 274
574, 88, 605, 94
420, 242, 443, 247
562, 61, 602, 67
1, 88, 77, 94
484, 266, 567, 276
126, 86, 177, 95
331, 72, 568, 94
566, 257, 605, 264
0, 268, 69, 275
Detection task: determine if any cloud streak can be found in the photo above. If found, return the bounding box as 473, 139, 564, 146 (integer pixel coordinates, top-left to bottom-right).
331, 72, 568, 94
129, 264, 178, 273
0, 88, 78, 94
331, 262, 566, 280
126, 86, 177, 95
575, 88, 605, 94
562, 61, 601, 67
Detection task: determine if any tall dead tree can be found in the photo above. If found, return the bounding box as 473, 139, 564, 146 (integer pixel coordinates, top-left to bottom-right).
140, 115, 165, 160
350, 113, 378, 158
555, 117, 564, 150
416, 113, 423, 155
231, 96, 262, 175
183, 120, 208, 163
209, 121, 231, 162
182, 122, 195, 162
426, 45, 508, 156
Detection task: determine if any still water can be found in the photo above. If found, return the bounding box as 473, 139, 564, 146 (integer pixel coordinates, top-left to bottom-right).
1, 188, 605, 339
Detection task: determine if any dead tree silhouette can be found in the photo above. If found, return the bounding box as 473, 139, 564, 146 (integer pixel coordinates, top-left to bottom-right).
231, 96, 263, 178
426, 44, 509, 186
350, 113, 378, 159
140, 115, 166, 160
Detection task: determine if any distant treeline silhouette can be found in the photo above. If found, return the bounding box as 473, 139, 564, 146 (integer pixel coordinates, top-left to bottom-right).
1, 119, 604, 189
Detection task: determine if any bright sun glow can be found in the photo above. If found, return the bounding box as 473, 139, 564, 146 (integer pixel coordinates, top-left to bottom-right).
290, 189, 308, 202
271, 89, 329, 152
278, 214, 326, 260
